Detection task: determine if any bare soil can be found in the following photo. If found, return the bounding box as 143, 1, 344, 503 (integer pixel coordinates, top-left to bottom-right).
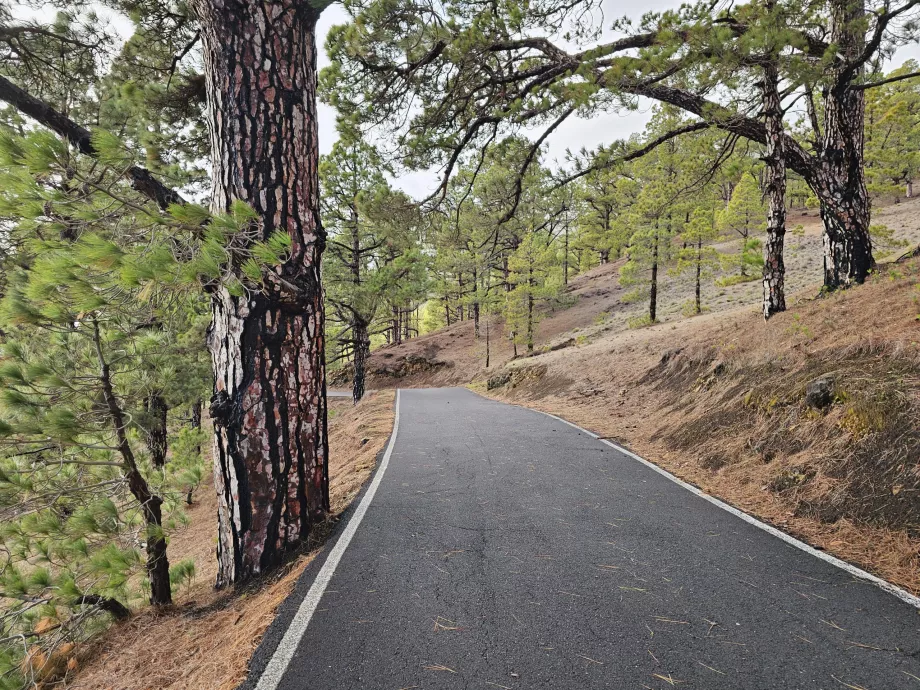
358, 197, 920, 390
67, 390, 395, 690
479, 259, 920, 593
356, 199, 920, 594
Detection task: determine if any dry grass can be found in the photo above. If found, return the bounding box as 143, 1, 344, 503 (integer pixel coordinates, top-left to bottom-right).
66, 390, 395, 690
479, 256, 920, 592
354, 196, 920, 392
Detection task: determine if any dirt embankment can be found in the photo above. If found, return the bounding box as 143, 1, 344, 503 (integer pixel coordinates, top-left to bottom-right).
481, 258, 920, 593
352, 197, 920, 392
69, 390, 395, 690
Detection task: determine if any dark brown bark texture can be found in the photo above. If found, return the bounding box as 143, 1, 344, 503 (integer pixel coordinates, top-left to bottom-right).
352, 319, 369, 404
762, 56, 787, 319
627, 4, 876, 292
649, 223, 659, 323
816, 0, 873, 288
146, 392, 168, 468
195, 0, 329, 588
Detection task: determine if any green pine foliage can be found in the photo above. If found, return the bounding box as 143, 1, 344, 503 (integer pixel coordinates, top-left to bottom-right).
0, 119, 295, 683
505, 232, 561, 353
717, 172, 766, 281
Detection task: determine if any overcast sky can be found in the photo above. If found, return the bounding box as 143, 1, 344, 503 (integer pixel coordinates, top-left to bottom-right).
314, 1, 677, 197
14, 1, 920, 199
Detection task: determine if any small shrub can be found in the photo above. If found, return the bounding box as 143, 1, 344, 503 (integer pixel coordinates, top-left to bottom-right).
628, 314, 656, 329
715, 273, 759, 287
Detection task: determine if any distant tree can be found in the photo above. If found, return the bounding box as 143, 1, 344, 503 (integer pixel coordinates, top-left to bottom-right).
673, 204, 722, 315
505, 232, 560, 353
865, 61, 920, 200
718, 173, 766, 280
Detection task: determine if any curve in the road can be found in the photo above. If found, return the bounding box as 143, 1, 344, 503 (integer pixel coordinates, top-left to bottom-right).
245, 387, 920, 690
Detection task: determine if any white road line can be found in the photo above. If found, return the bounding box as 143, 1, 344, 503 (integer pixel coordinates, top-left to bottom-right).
254, 389, 402, 690
534, 408, 920, 610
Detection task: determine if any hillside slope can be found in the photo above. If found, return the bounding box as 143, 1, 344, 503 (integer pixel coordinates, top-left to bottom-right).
358, 197, 920, 389
355, 201, 920, 593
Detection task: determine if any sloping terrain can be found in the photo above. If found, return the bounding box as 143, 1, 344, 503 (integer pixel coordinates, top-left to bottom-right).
482, 256, 920, 592
69, 391, 395, 690
354, 200, 920, 593
359, 197, 920, 390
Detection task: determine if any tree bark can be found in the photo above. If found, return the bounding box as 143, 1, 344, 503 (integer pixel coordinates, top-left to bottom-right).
190, 399, 202, 429
563, 225, 569, 285
649, 222, 659, 322
352, 318, 369, 404
195, 0, 329, 588
526, 264, 534, 353
818, 0, 874, 288
472, 266, 480, 338
695, 237, 702, 314
146, 392, 169, 468
762, 54, 787, 318
631, 59, 874, 288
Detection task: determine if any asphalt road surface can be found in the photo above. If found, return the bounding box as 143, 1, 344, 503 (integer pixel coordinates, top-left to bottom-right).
246, 387, 920, 690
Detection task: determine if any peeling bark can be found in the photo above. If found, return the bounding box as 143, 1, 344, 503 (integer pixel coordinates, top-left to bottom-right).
817, 0, 874, 288
762, 50, 787, 319
195, 0, 329, 588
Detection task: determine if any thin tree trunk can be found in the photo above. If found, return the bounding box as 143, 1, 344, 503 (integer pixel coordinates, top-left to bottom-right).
695, 237, 702, 314
92, 320, 171, 606
526, 265, 534, 353
146, 392, 168, 468
190, 399, 202, 429
352, 319, 369, 404
563, 225, 569, 285
485, 316, 490, 368
196, 1, 328, 588
762, 48, 787, 319
472, 266, 479, 338
739, 229, 748, 277
650, 222, 659, 322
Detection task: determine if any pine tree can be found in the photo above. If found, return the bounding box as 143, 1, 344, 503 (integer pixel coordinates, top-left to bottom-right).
865, 61, 920, 201
673, 204, 722, 315
0, 122, 290, 680
718, 173, 766, 281
505, 232, 560, 353
321, 128, 426, 402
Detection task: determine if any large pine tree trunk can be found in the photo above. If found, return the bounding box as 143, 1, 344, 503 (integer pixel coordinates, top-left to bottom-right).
817, 0, 874, 288
762, 52, 787, 319
196, 0, 329, 588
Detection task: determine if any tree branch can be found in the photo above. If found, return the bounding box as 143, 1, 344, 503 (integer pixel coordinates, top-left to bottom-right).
852, 69, 920, 90
553, 121, 711, 188
0, 75, 186, 210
